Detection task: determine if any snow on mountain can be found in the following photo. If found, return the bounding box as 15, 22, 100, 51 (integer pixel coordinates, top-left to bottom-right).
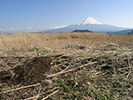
81, 17, 102, 25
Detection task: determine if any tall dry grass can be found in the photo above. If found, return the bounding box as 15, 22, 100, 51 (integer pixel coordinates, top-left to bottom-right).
0, 32, 133, 51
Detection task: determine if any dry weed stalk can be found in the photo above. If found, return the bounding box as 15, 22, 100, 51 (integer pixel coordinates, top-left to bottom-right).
46, 61, 97, 78
41, 89, 59, 100
24, 87, 59, 100
0, 83, 41, 94
126, 56, 132, 79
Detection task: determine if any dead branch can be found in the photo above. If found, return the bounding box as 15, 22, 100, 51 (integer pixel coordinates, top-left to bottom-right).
41, 89, 59, 100
24, 87, 59, 100
0, 83, 41, 94
126, 56, 132, 79
46, 61, 97, 78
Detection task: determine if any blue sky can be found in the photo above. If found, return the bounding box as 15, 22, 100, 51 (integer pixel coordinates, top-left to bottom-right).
0, 0, 133, 30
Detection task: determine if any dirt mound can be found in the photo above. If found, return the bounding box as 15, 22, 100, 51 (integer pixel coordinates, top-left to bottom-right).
0, 57, 52, 85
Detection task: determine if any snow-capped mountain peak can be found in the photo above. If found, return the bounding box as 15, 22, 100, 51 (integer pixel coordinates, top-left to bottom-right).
81, 17, 102, 25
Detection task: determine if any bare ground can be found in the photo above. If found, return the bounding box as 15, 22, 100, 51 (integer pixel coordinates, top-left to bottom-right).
0, 33, 133, 100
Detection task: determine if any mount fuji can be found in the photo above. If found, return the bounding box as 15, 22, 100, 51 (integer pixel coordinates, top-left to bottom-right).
1, 17, 130, 33
43, 17, 129, 33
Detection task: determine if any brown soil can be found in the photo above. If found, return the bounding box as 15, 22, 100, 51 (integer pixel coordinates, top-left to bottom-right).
0, 33, 133, 99
0, 52, 133, 100
0, 57, 52, 85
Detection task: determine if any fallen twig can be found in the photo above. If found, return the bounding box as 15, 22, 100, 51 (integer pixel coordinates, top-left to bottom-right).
46, 61, 97, 78
41, 89, 59, 100
25, 87, 59, 100
126, 56, 132, 79
0, 83, 41, 94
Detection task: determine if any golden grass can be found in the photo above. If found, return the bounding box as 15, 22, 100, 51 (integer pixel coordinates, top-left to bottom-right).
0, 32, 133, 51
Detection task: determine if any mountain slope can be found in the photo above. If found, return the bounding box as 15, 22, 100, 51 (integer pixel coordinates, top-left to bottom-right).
110, 29, 133, 34
43, 17, 128, 33
44, 24, 127, 33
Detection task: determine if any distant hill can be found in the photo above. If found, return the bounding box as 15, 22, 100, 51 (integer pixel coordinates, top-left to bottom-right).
72, 29, 92, 32
110, 29, 133, 34
128, 30, 133, 34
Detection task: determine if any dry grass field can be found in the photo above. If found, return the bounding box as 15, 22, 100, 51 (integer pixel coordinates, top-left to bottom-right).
0, 32, 133, 55
0, 32, 133, 100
